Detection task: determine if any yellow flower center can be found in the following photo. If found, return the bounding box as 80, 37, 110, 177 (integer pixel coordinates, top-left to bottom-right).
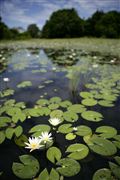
31, 143, 38, 148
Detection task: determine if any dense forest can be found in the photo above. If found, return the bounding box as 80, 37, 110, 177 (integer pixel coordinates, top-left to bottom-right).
0, 8, 120, 39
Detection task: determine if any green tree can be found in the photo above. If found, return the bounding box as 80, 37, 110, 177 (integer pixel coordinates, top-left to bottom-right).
42, 8, 84, 38
27, 24, 40, 38
84, 10, 105, 37
95, 11, 120, 38
0, 17, 12, 39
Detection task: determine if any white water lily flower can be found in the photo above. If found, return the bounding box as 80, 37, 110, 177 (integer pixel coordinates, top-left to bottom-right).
39, 132, 53, 144
92, 64, 98, 68
3, 77, 10, 82
49, 118, 62, 126
73, 127, 78, 131
25, 137, 43, 152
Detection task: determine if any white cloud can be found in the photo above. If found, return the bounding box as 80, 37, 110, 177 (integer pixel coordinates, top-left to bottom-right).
1, 0, 119, 29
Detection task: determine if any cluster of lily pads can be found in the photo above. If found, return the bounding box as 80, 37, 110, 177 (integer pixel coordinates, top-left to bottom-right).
0, 47, 120, 180
0, 94, 120, 179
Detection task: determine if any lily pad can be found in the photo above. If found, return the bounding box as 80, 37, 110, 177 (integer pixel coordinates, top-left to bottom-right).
50, 97, 62, 103
96, 126, 117, 138
14, 126, 23, 137
50, 110, 63, 118
0, 116, 11, 128
38, 107, 51, 116
102, 94, 117, 101
36, 99, 49, 106
87, 135, 117, 156
17, 81, 32, 88
37, 168, 49, 180
98, 100, 114, 107
109, 162, 120, 178
0, 131, 5, 144
14, 134, 28, 147
81, 111, 103, 122
80, 92, 93, 98
65, 133, 76, 140
12, 155, 39, 179
37, 168, 59, 180
48, 103, 59, 110
0, 89, 15, 97
75, 125, 92, 136
66, 143, 89, 160
56, 158, 80, 177
4, 99, 15, 106
29, 124, 51, 137
5, 127, 14, 139
67, 104, 86, 113
58, 124, 73, 134
93, 168, 112, 180
63, 111, 78, 122
60, 100, 72, 108
47, 147, 62, 163
49, 168, 59, 180
81, 99, 97, 106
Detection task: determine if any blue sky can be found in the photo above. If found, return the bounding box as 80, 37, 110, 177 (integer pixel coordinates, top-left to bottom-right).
0, 0, 120, 30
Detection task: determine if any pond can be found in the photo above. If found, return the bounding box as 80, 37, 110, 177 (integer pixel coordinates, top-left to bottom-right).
0, 47, 120, 180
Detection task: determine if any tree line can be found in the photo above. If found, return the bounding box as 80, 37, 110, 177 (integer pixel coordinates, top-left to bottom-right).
0, 8, 120, 40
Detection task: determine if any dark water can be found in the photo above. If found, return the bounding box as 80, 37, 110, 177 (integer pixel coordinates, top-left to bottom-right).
0, 48, 120, 180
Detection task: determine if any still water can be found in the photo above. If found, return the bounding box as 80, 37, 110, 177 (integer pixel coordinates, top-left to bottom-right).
0, 48, 120, 180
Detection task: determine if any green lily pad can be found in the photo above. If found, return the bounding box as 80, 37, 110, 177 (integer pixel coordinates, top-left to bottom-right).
80, 92, 93, 98
38, 107, 51, 116
17, 81, 32, 88
93, 168, 112, 180
14, 134, 28, 147
113, 135, 120, 141
36, 99, 49, 106
14, 126, 23, 137
65, 133, 76, 140
37, 168, 49, 180
75, 125, 92, 136
0, 131, 5, 144
47, 147, 62, 164
15, 102, 26, 108
0, 89, 15, 97
29, 124, 51, 137
37, 168, 59, 180
12, 155, 39, 179
60, 100, 72, 108
50, 110, 63, 118
114, 156, 120, 165
48, 103, 59, 110
109, 162, 120, 178
58, 124, 73, 134
63, 111, 78, 122
56, 158, 80, 177
98, 100, 114, 107
102, 94, 117, 101
66, 143, 89, 160
50, 97, 62, 103
4, 99, 15, 106
81, 99, 97, 106
96, 126, 117, 138
67, 104, 86, 113
113, 134, 120, 149
88, 135, 117, 156
49, 168, 59, 180
0, 116, 11, 128
5, 127, 14, 139
81, 111, 103, 122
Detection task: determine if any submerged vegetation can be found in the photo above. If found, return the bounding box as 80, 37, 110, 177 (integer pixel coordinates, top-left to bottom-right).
0, 40, 120, 180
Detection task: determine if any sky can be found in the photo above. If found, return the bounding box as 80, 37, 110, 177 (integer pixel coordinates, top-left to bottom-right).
0, 0, 120, 30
